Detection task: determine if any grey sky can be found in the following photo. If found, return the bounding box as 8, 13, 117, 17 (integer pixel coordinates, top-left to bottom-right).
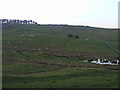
0, 0, 119, 28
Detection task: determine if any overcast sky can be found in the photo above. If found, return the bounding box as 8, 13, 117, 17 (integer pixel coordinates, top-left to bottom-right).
0, 0, 119, 28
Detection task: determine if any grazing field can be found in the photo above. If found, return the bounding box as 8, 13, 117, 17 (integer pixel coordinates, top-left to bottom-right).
2, 24, 119, 88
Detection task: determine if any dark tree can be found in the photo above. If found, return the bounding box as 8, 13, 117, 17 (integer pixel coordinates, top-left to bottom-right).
74, 35, 79, 39
67, 34, 73, 38
16, 19, 19, 23
0, 19, 37, 24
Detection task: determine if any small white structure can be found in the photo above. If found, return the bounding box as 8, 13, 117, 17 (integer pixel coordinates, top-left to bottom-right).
91, 60, 97, 63
97, 59, 101, 63
104, 59, 107, 61
117, 60, 119, 65
38, 48, 41, 50
112, 60, 119, 65
84, 60, 88, 63
86, 38, 88, 41
91, 58, 119, 65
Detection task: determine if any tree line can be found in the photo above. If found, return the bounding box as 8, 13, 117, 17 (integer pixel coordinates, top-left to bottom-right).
0, 19, 37, 24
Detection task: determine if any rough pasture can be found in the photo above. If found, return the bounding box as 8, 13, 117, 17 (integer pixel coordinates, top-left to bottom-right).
2, 24, 119, 88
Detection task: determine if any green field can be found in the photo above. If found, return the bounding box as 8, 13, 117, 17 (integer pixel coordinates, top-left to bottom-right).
2, 24, 119, 88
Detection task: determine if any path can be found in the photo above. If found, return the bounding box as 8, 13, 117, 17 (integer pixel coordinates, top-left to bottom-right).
106, 44, 120, 54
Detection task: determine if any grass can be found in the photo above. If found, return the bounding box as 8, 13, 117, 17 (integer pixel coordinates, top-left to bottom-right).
3, 68, 118, 88
2, 24, 119, 88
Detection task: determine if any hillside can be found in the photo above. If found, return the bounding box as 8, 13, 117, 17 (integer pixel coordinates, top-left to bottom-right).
2, 24, 119, 88
2, 24, 118, 59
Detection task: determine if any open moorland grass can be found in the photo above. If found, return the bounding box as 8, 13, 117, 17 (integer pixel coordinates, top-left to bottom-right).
2, 24, 119, 88
3, 68, 118, 88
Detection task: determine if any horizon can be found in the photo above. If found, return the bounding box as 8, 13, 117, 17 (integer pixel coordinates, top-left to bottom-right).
0, 0, 119, 28
1, 18, 119, 29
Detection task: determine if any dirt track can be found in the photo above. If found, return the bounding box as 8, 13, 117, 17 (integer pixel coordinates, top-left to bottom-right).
106, 44, 120, 54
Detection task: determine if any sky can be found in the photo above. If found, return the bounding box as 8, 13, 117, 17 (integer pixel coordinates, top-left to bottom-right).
0, 0, 119, 28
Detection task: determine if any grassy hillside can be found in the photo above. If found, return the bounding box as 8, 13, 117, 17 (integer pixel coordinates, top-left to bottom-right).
2, 24, 119, 88
3, 24, 118, 59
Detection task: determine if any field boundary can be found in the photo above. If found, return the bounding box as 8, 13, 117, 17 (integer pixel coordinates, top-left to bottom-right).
106, 43, 120, 54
